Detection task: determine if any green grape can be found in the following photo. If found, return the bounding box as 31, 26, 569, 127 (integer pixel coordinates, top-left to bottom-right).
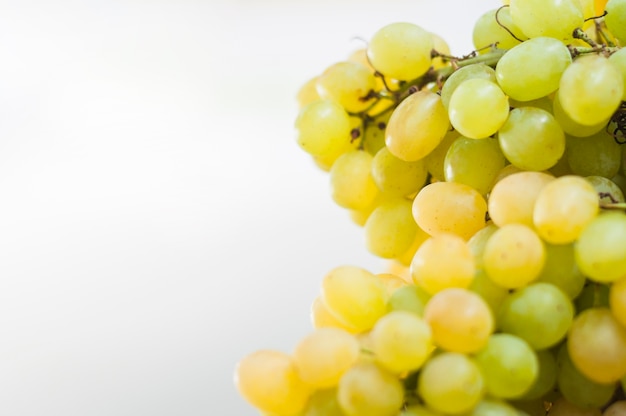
556, 345, 616, 409
424, 129, 460, 182
497, 107, 565, 171
518, 349, 558, 401
612, 174, 626, 198
495, 36, 571, 102
448, 78, 510, 139
310, 296, 359, 333
364, 198, 419, 259
301, 388, 345, 416
370, 310, 433, 374
610, 277, 626, 329
417, 352, 485, 414
440, 64, 497, 109
337, 362, 404, 416
234, 350, 311, 415
604, 401, 626, 416
547, 397, 602, 416
363, 112, 391, 156
293, 328, 360, 389
568, 307, 626, 384
586, 175, 625, 204
575, 283, 610, 313
423, 288, 494, 353
367, 22, 433, 81
412, 181, 487, 240
316, 61, 377, 113
553, 92, 609, 137
467, 224, 499, 268
329, 150, 379, 210
469, 269, 509, 315
466, 399, 520, 416
498, 283, 574, 350
295, 99, 352, 158
508, 95, 554, 113
483, 224, 546, 289
509, 0, 584, 41
387, 284, 430, 316
605, 0, 626, 45
385, 90, 450, 161
472, 7, 527, 51
609, 48, 626, 100
411, 233, 476, 295
401, 404, 443, 416
535, 243, 586, 299
575, 211, 626, 283
474, 333, 539, 399
488, 171, 555, 227
321, 266, 388, 332
566, 130, 622, 178
533, 175, 599, 245
371, 147, 428, 197
558, 54, 624, 126
444, 136, 506, 195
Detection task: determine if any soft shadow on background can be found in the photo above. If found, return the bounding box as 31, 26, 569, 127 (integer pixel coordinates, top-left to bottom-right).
0, 0, 499, 414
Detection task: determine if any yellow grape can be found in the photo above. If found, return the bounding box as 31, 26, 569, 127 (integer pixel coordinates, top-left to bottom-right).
610, 277, 626, 329
297, 76, 321, 108
316, 61, 377, 113
310, 296, 359, 333
329, 150, 379, 211
295, 99, 352, 158
364, 198, 419, 259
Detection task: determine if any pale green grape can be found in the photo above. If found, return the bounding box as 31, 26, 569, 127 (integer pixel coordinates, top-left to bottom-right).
556, 345, 616, 409
604, 401, 626, 416
469, 269, 509, 315
483, 224, 546, 289
575, 211, 626, 283
387, 284, 430, 316
316, 61, 377, 113
467, 224, 499, 268
495, 36, 571, 101
547, 397, 602, 416
553, 92, 610, 137
423, 288, 494, 353
330, 150, 379, 210
566, 130, 622, 178
363, 112, 391, 156
411, 233, 476, 295
371, 147, 428, 197
364, 198, 419, 259
575, 283, 610, 313
417, 352, 485, 414
586, 175, 625, 204
536, 243, 586, 299
474, 333, 539, 399
401, 404, 443, 416
367, 22, 433, 81
510, 0, 584, 41
467, 399, 520, 416
533, 175, 599, 245
558, 54, 624, 126
472, 7, 527, 51
488, 171, 555, 227
568, 307, 626, 383
385, 90, 450, 161
609, 48, 626, 100
234, 350, 311, 415
370, 310, 433, 374
448, 78, 509, 139
337, 362, 404, 416
440, 64, 497, 109
610, 277, 626, 329
321, 266, 388, 332
498, 283, 574, 350
444, 136, 506, 195
424, 129, 460, 182
605, 0, 626, 45
519, 349, 558, 401
412, 181, 487, 240
509, 95, 553, 113
295, 99, 352, 158
293, 328, 360, 388
301, 388, 345, 416
497, 107, 565, 171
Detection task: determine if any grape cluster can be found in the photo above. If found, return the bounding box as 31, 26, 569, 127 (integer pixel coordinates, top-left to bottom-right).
235, 0, 626, 415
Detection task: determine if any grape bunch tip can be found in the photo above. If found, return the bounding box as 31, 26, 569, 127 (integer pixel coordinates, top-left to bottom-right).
236, 0, 626, 415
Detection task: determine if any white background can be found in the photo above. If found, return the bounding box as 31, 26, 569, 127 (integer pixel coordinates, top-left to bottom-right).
0, 0, 500, 415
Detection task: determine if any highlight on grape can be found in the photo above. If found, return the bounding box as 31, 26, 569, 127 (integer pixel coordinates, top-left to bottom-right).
235, 0, 626, 414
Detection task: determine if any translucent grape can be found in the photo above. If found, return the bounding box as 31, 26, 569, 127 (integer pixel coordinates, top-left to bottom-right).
467, 399, 520, 416
440, 64, 497, 110
310, 296, 359, 333
509, 0, 584, 41
474, 333, 539, 399
367, 22, 433, 81
448, 78, 510, 139
385, 90, 450, 161
295, 99, 352, 158
533, 175, 599, 245
586, 175, 625, 205
424, 129, 460, 182
519, 349, 558, 401
535, 243, 586, 299
575, 211, 626, 283
467, 223, 498, 268
472, 7, 526, 51
316, 61, 377, 113
495, 36, 571, 102
364, 198, 419, 259
553, 93, 610, 137
605, 0, 626, 45
609, 48, 626, 100
387, 284, 430, 316
610, 277, 626, 329
423, 288, 494, 353
558, 54, 624, 126
412, 181, 487, 240
417, 352, 485, 414
329, 150, 379, 211
300, 388, 345, 416
469, 269, 509, 315
483, 224, 546, 289
497, 107, 565, 171
498, 283, 574, 349
566, 130, 622, 178
371, 146, 428, 197
370, 310, 433, 374
401, 404, 444, 416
